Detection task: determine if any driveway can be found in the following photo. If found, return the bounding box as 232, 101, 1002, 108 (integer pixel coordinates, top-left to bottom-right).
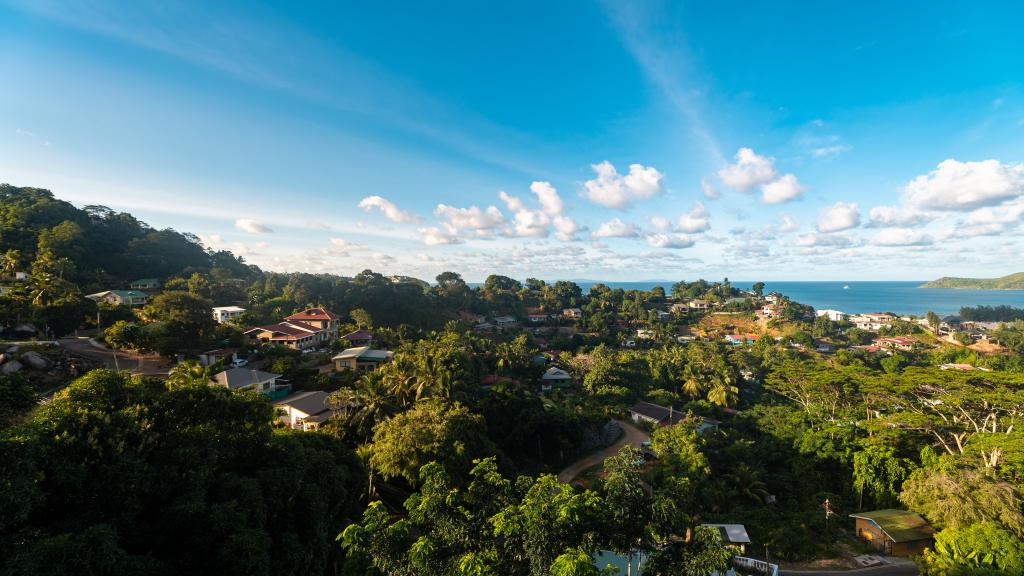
58, 337, 171, 377
781, 558, 918, 576
557, 419, 650, 483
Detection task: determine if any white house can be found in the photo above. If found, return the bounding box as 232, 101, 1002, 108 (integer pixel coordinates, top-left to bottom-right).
816, 309, 848, 322
86, 290, 149, 307
274, 390, 339, 431
562, 308, 583, 319
212, 305, 247, 324
851, 313, 896, 331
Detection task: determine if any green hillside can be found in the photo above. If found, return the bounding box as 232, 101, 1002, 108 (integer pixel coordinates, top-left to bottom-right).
920, 272, 1024, 289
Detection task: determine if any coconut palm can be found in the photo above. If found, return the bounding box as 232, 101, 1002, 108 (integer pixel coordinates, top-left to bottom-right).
330, 371, 396, 440
167, 360, 212, 389
1, 249, 20, 279
723, 463, 770, 505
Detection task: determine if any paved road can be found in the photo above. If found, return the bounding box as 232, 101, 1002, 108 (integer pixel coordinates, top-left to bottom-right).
58, 337, 171, 376
781, 559, 918, 576
557, 419, 650, 483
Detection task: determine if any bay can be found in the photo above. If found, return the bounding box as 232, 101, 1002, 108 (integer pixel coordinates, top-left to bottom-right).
567, 280, 1024, 317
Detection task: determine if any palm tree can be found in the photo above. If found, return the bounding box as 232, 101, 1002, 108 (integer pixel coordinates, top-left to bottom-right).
330, 371, 396, 440
167, 360, 212, 389
723, 464, 770, 505
706, 379, 739, 407
1, 249, 20, 279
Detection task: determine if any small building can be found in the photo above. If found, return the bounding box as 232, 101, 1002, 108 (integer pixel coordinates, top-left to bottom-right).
212, 305, 247, 324
759, 304, 780, 319
816, 309, 848, 322
814, 339, 835, 353
701, 524, 751, 553
212, 367, 287, 397
725, 334, 757, 345
562, 307, 583, 319
528, 313, 549, 323
629, 401, 720, 434
333, 346, 394, 372
874, 337, 917, 352
493, 315, 518, 327
198, 348, 238, 367
341, 329, 374, 347
655, 309, 672, 321
688, 299, 710, 311
850, 509, 934, 556
275, 390, 340, 431
540, 366, 572, 391
86, 290, 149, 307
129, 278, 161, 290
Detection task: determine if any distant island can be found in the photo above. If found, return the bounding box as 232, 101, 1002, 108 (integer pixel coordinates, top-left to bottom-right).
920, 272, 1024, 290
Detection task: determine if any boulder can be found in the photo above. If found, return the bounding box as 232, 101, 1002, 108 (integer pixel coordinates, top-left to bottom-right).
6, 345, 19, 354
0, 360, 23, 375
21, 351, 53, 370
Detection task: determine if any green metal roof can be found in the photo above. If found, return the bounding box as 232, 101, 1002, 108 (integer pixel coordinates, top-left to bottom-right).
850, 509, 934, 543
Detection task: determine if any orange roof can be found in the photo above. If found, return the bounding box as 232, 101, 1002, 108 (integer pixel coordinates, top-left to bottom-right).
285, 307, 340, 321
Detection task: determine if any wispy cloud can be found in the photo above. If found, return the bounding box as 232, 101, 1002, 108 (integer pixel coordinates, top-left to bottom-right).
601, 2, 724, 166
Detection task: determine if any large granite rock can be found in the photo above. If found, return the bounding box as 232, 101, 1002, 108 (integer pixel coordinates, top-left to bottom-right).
0, 360, 23, 375
21, 351, 53, 370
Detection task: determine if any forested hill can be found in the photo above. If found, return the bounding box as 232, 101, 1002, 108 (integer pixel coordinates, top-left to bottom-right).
0, 184, 260, 291
920, 272, 1024, 289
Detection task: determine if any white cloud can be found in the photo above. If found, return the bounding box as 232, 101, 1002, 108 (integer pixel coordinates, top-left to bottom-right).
872, 228, 934, 246
811, 144, 852, 158
795, 232, 856, 248
582, 161, 664, 209
718, 148, 777, 192
358, 195, 421, 223
701, 177, 719, 199
498, 183, 580, 240
866, 205, 936, 228
235, 218, 273, 234
646, 233, 696, 249
777, 214, 799, 233
552, 215, 581, 241
325, 237, 367, 255
676, 201, 711, 233
305, 221, 332, 230
944, 200, 1024, 238
903, 159, 1024, 211
592, 218, 640, 238
816, 202, 861, 232
434, 204, 506, 234
531, 181, 563, 216
418, 225, 463, 245
761, 174, 805, 204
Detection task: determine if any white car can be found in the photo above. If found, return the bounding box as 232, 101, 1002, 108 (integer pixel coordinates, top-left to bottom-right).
230, 358, 249, 368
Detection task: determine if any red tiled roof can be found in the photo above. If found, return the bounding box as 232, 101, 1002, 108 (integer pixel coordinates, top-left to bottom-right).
341, 329, 373, 340
245, 321, 321, 340
285, 307, 340, 321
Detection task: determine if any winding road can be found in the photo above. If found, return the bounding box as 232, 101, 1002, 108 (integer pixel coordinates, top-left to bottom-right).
58, 337, 171, 376
557, 418, 650, 483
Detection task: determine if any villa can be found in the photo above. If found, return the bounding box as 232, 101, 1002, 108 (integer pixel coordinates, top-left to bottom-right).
333, 346, 394, 372
212, 305, 246, 324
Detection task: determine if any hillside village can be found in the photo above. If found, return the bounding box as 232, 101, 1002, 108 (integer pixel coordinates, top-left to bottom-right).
3, 187, 1024, 575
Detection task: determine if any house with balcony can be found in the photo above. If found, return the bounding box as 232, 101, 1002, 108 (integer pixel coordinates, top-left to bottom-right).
86, 290, 149, 307
245, 321, 323, 350
284, 307, 340, 344
212, 305, 246, 324
333, 346, 394, 372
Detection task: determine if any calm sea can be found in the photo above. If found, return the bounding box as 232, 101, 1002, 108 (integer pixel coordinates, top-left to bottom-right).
568, 281, 1024, 317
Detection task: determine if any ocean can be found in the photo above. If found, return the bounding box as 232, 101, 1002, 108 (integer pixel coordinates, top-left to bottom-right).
568, 281, 1024, 317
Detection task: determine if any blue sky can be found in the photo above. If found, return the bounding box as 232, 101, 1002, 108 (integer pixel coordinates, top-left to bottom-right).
2, 0, 1023, 282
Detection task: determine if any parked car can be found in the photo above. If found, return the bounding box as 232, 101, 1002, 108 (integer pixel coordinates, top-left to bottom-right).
230, 358, 249, 368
